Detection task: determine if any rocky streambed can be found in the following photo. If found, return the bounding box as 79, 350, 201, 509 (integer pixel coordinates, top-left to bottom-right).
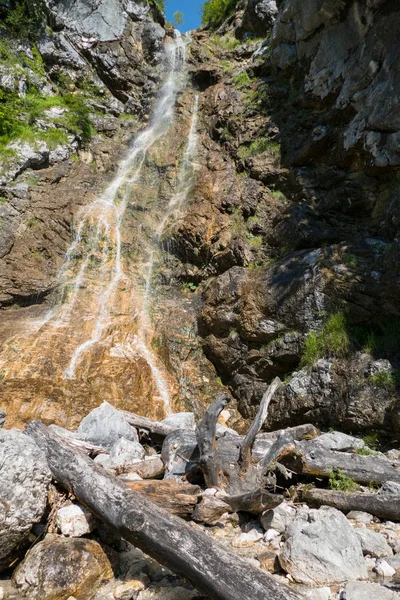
0, 401, 399, 600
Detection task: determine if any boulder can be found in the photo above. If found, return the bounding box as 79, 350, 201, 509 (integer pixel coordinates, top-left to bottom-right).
304, 588, 331, 600
13, 536, 113, 600
343, 580, 399, 600
347, 511, 374, 524
355, 528, 393, 558
56, 504, 97, 538
161, 412, 195, 431
373, 558, 396, 578
0, 429, 51, 571
261, 502, 296, 533
76, 402, 138, 448
279, 506, 368, 585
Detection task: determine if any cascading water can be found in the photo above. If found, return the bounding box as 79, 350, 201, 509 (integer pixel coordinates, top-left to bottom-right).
0, 31, 200, 420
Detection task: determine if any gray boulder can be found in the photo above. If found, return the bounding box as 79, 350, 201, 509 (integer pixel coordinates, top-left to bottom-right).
355, 528, 393, 558
0, 430, 51, 571
279, 506, 368, 585
261, 502, 296, 534
343, 580, 399, 600
161, 412, 195, 431
76, 402, 138, 448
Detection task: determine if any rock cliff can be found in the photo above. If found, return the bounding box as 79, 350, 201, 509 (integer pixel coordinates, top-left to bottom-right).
0, 0, 399, 441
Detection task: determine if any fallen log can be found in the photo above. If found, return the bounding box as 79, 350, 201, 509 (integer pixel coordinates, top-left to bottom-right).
280, 440, 400, 486
26, 421, 306, 600
124, 479, 201, 519
120, 411, 176, 438
116, 456, 164, 478
303, 487, 400, 522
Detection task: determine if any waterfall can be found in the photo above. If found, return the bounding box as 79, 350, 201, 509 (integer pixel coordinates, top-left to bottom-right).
0, 31, 199, 418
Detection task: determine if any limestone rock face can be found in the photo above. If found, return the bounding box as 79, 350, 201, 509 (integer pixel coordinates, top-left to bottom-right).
279, 507, 368, 585
13, 536, 113, 600
0, 429, 51, 572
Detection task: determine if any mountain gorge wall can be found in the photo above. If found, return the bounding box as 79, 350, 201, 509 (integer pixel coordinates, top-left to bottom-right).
0, 0, 399, 441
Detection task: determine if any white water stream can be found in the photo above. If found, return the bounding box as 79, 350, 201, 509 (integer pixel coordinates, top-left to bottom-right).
14, 31, 199, 415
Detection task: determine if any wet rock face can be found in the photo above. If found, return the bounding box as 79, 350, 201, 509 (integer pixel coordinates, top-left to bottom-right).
13, 536, 113, 600
0, 430, 51, 572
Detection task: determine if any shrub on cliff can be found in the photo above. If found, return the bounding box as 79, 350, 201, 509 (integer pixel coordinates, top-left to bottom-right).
0, 0, 45, 40
202, 0, 237, 29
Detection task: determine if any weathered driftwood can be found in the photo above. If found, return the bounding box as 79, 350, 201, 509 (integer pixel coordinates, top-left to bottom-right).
162, 424, 319, 480
195, 393, 231, 488
223, 488, 284, 514
303, 487, 400, 522
192, 495, 231, 524
116, 456, 164, 478
239, 377, 281, 470
26, 421, 306, 600
120, 410, 176, 438
124, 479, 200, 518
280, 441, 400, 486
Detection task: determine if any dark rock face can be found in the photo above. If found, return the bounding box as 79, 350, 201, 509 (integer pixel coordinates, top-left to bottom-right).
240, 0, 278, 36
184, 2, 400, 433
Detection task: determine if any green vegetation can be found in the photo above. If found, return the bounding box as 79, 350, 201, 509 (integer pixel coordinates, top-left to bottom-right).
182, 281, 198, 292
300, 312, 350, 367
361, 433, 380, 451
247, 234, 263, 248
0, 0, 45, 40
342, 253, 358, 268
232, 70, 252, 88
356, 447, 377, 456
351, 317, 400, 359
211, 33, 240, 50
173, 10, 184, 26
239, 137, 280, 160
271, 189, 286, 201
328, 469, 359, 492
369, 370, 396, 390
0, 84, 94, 150
202, 0, 237, 29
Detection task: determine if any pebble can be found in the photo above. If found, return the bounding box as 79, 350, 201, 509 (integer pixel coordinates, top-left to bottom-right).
232, 529, 264, 547
56, 503, 96, 537
264, 528, 280, 541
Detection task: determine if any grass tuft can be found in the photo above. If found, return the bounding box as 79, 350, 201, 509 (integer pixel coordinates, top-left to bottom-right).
300, 312, 350, 368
